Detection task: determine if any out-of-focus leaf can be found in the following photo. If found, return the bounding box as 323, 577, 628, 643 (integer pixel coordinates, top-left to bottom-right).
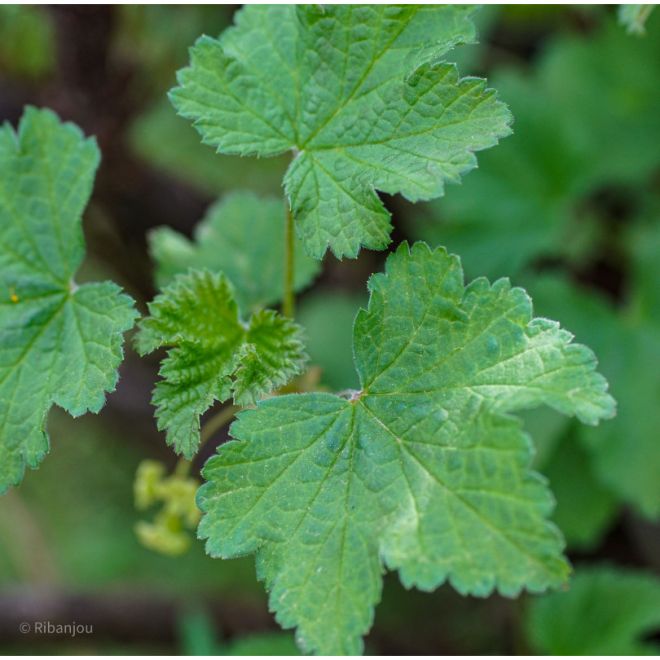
410, 13, 660, 280
177, 607, 221, 656
225, 633, 300, 656
130, 100, 287, 196
528, 270, 660, 519
542, 13, 660, 182
526, 565, 660, 654
112, 6, 230, 95
0, 410, 257, 591
541, 429, 618, 550
297, 291, 365, 390
618, 4, 656, 35
0, 6, 55, 79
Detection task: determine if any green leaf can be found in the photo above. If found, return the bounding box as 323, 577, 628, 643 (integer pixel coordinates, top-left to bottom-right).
149, 191, 320, 312
0, 6, 55, 80
298, 291, 366, 390
226, 633, 300, 657
619, 4, 655, 35
198, 242, 614, 654
0, 107, 137, 493
541, 428, 618, 550
171, 5, 511, 259
526, 565, 660, 654
135, 269, 306, 459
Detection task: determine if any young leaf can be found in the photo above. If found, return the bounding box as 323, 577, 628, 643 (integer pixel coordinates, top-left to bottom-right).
618, 4, 655, 35
150, 191, 320, 312
526, 565, 660, 654
135, 269, 306, 458
171, 5, 511, 259
0, 107, 137, 493
198, 242, 615, 655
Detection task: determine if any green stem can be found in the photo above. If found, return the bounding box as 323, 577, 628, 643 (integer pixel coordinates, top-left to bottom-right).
200, 404, 240, 445
283, 201, 295, 318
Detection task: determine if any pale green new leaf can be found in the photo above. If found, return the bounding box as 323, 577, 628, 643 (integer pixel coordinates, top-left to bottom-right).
136, 269, 306, 458
198, 242, 615, 654
526, 565, 660, 654
149, 192, 320, 312
619, 4, 655, 35
0, 107, 138, 493
171, 5, 512, 259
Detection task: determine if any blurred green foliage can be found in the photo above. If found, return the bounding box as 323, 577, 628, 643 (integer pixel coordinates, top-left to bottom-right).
526, 566, 660, 654
112, 5, 230, 95
0, 410, 257, 593
411, 13, 660, 280
177, 607, 299, 657
0, 5, 55, 80
130, 101, 288, 197
619, 4, 656, 35
297, 291, 366, 391
119, 6, 288, 197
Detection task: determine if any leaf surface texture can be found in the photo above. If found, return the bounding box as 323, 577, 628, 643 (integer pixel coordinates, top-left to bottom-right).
199, 243, 615, 654
136, 269, 306, 458
0, 108, 137, 492
171, 5, 511, 258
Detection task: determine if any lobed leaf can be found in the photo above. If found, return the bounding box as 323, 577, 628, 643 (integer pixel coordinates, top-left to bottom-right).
171, 5, 511, 259
0, 107, 137, 493
198, 242, 615, 654
136, 269, 306, 458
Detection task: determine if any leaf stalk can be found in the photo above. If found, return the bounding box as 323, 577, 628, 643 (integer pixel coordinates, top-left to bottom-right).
283, 201, 295, 318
